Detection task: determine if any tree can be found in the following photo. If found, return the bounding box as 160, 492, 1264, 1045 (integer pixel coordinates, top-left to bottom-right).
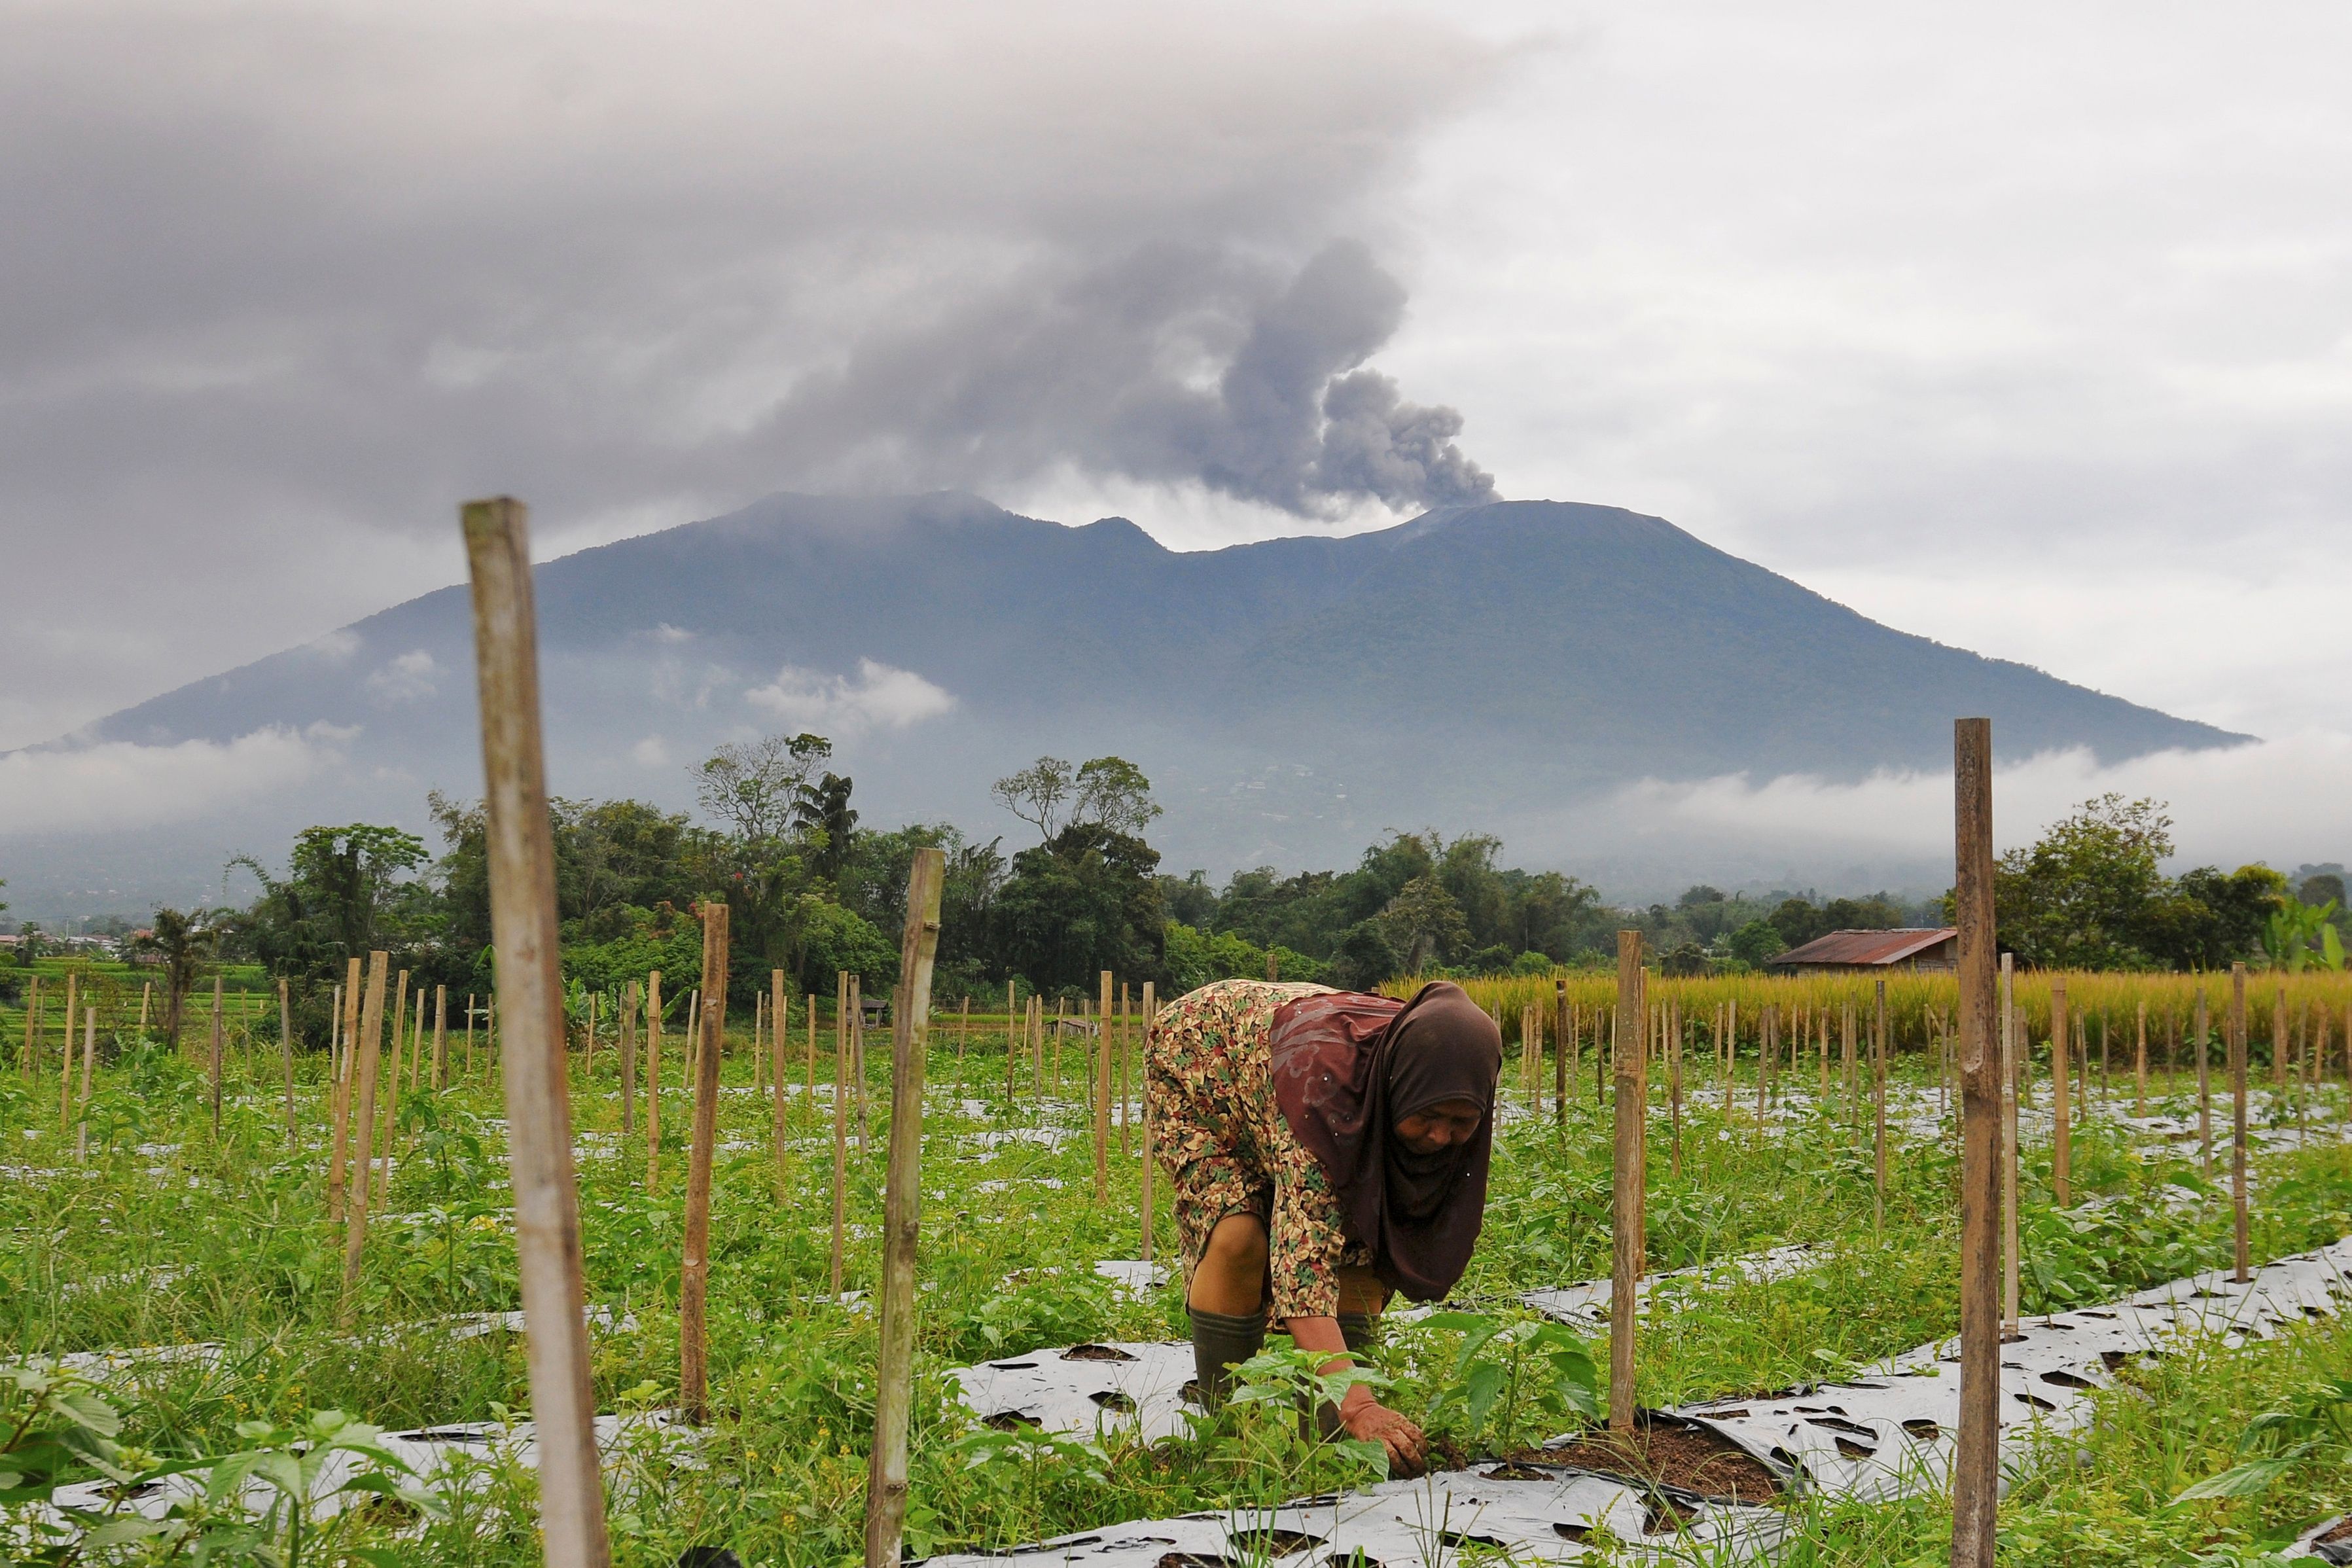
1071, 757, 1162, 837
287, 823, 429, 957
991, 758, 1077, 842
1767, 899, 1826, 952
993, 824, 1164, 994
1327, 920, 1401, 991
1724, 919, 1787, 968
1679, 885, 1726, 908
1379, 875, 1471, 972
796, 773, 859, 882
129, 907, 220, 1048
695, 733, 831, 843
1994, 794, 2175, 969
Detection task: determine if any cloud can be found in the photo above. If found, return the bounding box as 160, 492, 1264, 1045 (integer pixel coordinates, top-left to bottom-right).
0, 724, 353, 834
631, 736, 670, 766
0, 0, 1508, 745
363, 649, 440, 702
1596, 731, 2352, 881
744, 659, 954, 733
303, 628, 361, 662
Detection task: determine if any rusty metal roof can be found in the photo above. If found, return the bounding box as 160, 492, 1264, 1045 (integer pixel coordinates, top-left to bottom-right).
1768, 927, 1958, 967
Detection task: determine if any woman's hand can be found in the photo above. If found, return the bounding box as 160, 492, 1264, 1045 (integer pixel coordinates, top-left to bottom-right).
1340, 1396, 1427, 1476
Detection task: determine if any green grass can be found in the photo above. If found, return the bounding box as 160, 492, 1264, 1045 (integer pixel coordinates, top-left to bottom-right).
4, 1025, 2352, 1564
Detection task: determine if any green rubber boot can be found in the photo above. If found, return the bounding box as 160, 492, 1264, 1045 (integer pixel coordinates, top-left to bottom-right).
1187, 1306, 1266, 1411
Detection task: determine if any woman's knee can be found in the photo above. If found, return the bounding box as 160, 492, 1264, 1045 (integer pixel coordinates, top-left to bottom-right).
1202, 1212, 1268, 1277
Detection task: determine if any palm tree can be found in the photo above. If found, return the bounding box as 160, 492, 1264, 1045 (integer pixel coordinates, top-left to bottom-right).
130, 908, 218, 1048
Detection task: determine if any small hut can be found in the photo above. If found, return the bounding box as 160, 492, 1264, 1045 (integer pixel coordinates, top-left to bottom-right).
1768, 927, 1958, 974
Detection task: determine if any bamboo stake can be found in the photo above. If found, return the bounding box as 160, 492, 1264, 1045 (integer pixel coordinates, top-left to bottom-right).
340, 952, 389, 1326
1950, 716, 1999, 1568
2274, 983, 2287, 1092
805, 992, 817, 1118
2050, 978, 2071, 1207
1095, 971, 1113, 1200
831, 967, 850, 1296
853, 975, 870, 1153
1667, 998, 1683, 1177
18, 975, 35, 1081
330, 962, 359, 1222
2001, 953, 2019, 1337
1119, 984, 1132, 1158
1609, 929, 1645, 1433
466, 992, 476, 1080
1842, 999, 1857, 1126
2196, 988, 2213, 1174
2230, 963, 2251, 1282
56, 971, 76, 1131
959, 996, 971, 1080
681, 901, 728, 1423
1873, 979, 1888, 1230
209, 976, 225, 1135
77, 1005, 96, 1163
281, 977, 296, 1148
1554, 978, 1570, 1122
2135, 1000, 2148, 1117
647, 970, 664, 1192
862, 847, 946, 1568
1141, 982, 1157, 1260
620, 981, 639, 1141
381, 974, 409, 1171
459, 494, 612, 1568
432, 986, 448, 1092
772, 969, 789, 1201
1004, 980, 1017, 1099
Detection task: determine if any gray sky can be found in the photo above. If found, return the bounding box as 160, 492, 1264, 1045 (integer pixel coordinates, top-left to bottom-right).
5, 0, 2350, 866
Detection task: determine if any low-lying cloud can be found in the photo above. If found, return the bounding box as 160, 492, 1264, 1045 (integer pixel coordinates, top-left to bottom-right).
0, 724, 355, 835
1598, 732, 2352, 883
744, 660, 955, 734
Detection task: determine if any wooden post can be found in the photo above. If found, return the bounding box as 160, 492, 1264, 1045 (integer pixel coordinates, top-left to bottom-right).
1609, 929, 1645, 1433
466, 992, 476, 1081
2195, 988, 2213, 1174
1095, 971, 1113, 1200
2001, 953, 2019, 1336
959, 995, 971, 1080
2050, 978, 2070, 1207
852, 975, 869, 1153
17, 975, 35, 1080
280, 977, 296, 1148
646, 970, 664, 1192
620, 982, 639, 1141
77, 1005, 96, 1163
208, 976, 225, 1134
1950, 717, 1999, 1568
1140, 982, 1156, 1260
2230, 963, 2251, 1282
772, 970, 789, 1202
831, 967, 850, 1296
1554, 979, 1570, 1122
1874, 978, 1888, 1230
458, 495, 613, 1568
1667, 998, 1683, 1177
1756, 1003, 1772, 1120
2135, 1000, 2148, 1117
862, 847, 946, 1568
340, 952, 389, 1326
381, 974, 409, 1170
681, 900, 728, 1423
431, 986, 448, 1092
1004, 980, 1017, 1099
1842, 1000, 1857, 1126
1119, 983, 1133, 1158
54, 972, 75, 1131
2274, 983, 2287, 1092
330, 959, 360, 1222
805, 992, 817, 1118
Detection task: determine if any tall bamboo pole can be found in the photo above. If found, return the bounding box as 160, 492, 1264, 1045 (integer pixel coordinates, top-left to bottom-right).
76, 1005, 96, 1163
852, 975, 869, 1153
2196, 988, 2213, 1173
646, 970, 664, 1192
959, 995, 971, 1080
1950, 717, 1999, 1568
2135, 1000, 2148, 1117
380, 974, 409, 1172
863, 847, 946, 1568
1118, 984, 1132, 1158
1140, 981, 1156, 1262
1873, 978, 1888, 1230
681, 901, 728, 1423
2230, 963, 2251, 1282
466, 992, 476, 1081
330, 960, 361, 1222
432, 985, 448, 1093
209, 976, 225, 1135
832, 967, 849, 1294
1095, 971, 1113, 1201
2050, 978, 2071, 1207
1609, 929, 1645, 1433
2001, 953, 2019, 1336
619, 982, 638, 1140
772, 969, 789, 1202
340, 952, 389, 1326
280, 977, 296, 1148
56, 971, 76, 1131
1554, 978, 1570, 1123
461, 495, 612, 1568
18, 975, 36, 1081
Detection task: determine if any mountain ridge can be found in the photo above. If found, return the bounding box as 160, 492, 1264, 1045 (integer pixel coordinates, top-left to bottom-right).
3, 491, 2247, 914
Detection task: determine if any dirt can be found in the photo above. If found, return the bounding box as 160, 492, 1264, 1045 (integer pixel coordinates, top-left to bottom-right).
1514, 1415, 1786, 1505
2319, 1516, 2352, 1544
1061, 1342, 1137, 1361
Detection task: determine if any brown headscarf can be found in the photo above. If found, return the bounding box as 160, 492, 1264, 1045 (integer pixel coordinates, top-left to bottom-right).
1268, 982, 1503, 1302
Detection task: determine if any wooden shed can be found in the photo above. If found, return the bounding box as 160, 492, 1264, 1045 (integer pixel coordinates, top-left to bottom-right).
1768, 927, 1959, 973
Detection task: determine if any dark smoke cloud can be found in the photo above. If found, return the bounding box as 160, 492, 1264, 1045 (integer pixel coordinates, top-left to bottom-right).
758, 238, 1494, 516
